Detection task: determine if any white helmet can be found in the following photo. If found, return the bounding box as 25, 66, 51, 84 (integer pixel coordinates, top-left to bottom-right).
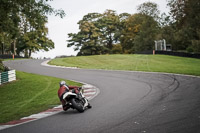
59, 81, 66, 87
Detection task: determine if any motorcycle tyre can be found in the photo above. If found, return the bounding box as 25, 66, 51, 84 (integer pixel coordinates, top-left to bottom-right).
71, 98, 84, 113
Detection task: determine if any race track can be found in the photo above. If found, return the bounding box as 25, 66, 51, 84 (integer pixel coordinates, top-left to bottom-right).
2, 59, 200, 133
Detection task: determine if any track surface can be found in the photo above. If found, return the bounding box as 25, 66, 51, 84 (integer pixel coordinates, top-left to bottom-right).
2, 59, 200, 133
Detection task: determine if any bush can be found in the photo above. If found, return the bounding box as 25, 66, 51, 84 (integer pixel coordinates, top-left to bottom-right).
0, 60, 9, 73
186, 46, 194, 53
111, 44, 123, 54
192, 40, 200, 53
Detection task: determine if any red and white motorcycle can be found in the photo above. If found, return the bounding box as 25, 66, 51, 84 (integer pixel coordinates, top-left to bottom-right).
62, 86, 91, 113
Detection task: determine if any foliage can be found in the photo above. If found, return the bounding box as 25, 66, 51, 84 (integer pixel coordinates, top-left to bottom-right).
67, 2, 161, 55
120, 13, 159, 53
67, 8, 160, 55
186, 46, 194, 53
166, 0, 200, 52
0, 60, 9, 73
0, 0, 65, 57
111, 44, 123, 54
0, 60, 5, 72
99, 10, 121, 50
119, 14, 139, 53
137, 1, 160, 21
67, 10, 122, 55
68, 13, 103, 55
68, 1, 200, 55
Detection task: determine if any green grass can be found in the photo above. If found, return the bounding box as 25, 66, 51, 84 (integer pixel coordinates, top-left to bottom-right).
49, 54, 200, 76
0, 71, 82, 124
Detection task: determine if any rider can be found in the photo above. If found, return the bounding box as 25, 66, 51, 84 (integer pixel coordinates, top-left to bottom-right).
58, 80, 91, 111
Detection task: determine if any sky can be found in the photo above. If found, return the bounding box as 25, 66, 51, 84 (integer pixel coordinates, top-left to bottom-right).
32, 0, 169, 59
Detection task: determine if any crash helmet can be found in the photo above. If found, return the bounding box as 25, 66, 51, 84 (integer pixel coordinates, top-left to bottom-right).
59, 81, 66, 87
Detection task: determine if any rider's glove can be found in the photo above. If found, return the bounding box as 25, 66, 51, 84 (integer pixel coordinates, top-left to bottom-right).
78, 87, 82, 91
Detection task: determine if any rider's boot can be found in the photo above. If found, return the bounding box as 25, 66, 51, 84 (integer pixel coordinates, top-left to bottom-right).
87, 103, 92, 109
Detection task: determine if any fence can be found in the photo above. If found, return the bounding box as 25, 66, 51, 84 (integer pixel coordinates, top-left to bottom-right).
0, 54, 25, 59
155, 51, 200, 59
0, 70, 16, 85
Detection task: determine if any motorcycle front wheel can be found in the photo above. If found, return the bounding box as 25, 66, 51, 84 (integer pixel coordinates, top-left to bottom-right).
71, 98, 84, 113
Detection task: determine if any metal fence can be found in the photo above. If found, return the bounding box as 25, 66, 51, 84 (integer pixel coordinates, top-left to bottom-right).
0, 70, 16, 85
155, 51, 200, 59
0, 54, 25, 59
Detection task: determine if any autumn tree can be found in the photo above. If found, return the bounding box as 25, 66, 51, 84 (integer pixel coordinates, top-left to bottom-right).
67, 10, 121, 55
120, 13, 159, 53
120, 2, 160, 53
120, 14, 141, 53
67, 13, 107, 55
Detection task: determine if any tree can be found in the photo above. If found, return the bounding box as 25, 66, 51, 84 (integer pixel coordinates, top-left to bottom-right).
67, 10, 121, 55
137, 2, 160, 21
0, 32, 12, 55
111, 43, 123, 54
134, 15, 159, 52
98, 10, 121, 50
0, 0, 65, 57
118, 13, 131, 53
68, 13, 105, 55
67, 32, 85, 51
122, 2, 160, 53
16, 6, 55, 57
0, 0, 21, 55
120, 13, 159, 53
133, 14, 159, 52
167, 0, 186, 24
120, 14, 140, 53
167, 0, 200, 52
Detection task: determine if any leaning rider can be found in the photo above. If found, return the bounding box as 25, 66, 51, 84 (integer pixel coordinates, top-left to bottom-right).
58, 80, 91, 111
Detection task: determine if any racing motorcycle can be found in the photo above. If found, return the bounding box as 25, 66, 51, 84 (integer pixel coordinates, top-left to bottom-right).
62, 87, 91, 113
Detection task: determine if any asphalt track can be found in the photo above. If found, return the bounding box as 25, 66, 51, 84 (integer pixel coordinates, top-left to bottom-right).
2, 59, 200, 133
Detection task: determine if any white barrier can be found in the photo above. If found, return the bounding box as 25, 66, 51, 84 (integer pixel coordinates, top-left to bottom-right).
0, 70, 16, 85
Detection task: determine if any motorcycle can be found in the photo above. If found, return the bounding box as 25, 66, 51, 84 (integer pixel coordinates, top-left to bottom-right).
62, 87, 91, 113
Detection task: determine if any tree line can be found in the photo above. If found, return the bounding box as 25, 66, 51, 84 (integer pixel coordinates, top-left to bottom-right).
0, 0, 65, 57
67, 0, 200, 56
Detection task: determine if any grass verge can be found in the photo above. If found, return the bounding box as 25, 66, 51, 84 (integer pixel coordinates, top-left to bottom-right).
0, 71, 82, 124
49, 54, 200, 76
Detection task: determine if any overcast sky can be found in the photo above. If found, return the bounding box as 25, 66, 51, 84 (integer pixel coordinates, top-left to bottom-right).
32, 0, 169, 59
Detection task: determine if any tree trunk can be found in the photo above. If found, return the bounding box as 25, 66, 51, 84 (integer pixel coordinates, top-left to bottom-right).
107, 35, 113, 50
29, 49, 32, 57
24, 49, 28, 58
1, 42, 4, 55
13, 39, 16, 55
